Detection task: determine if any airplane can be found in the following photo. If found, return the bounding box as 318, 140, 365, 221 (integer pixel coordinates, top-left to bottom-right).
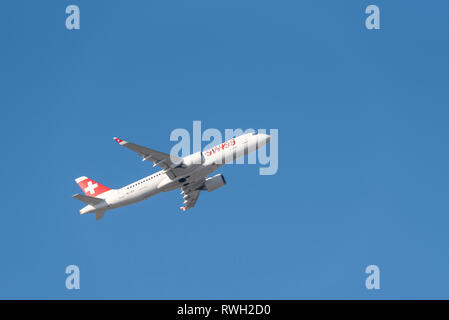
72, 132, 271, 220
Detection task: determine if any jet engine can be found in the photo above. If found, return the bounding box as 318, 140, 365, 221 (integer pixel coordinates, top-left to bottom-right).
204, 174, 226, 192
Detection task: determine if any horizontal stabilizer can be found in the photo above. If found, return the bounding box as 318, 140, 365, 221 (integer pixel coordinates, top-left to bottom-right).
72, 193, 104, 206
95, 209, 106, 220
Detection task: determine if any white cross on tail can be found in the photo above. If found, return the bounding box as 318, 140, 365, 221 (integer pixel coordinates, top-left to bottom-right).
84, 181, 98, 195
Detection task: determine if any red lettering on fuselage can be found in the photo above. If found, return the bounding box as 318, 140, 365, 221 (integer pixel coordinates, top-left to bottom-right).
204, 139, 236, 157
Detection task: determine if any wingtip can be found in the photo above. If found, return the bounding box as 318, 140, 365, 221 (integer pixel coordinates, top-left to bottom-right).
180, 206, 186, 211
113, 137, 126, 145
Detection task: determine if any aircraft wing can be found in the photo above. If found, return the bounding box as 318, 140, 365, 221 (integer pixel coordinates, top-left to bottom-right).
180, 178, 205, 211
113, 137, 184, 179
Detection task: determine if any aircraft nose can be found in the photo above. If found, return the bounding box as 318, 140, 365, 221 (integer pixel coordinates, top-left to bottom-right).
265, 134, 271, 144
257, 133, 271, 146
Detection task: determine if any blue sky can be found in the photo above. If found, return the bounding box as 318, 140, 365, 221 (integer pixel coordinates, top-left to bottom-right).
0, 0, 448, 299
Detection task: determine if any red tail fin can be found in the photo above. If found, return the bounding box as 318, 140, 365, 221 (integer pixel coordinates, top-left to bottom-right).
75, 176, 111, 197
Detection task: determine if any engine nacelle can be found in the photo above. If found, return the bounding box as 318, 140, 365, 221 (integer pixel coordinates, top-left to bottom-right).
204, 174, 226, 192
182, 152, 204, 167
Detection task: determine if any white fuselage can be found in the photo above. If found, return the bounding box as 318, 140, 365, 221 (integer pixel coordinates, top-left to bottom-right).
80, 133, 270, 214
